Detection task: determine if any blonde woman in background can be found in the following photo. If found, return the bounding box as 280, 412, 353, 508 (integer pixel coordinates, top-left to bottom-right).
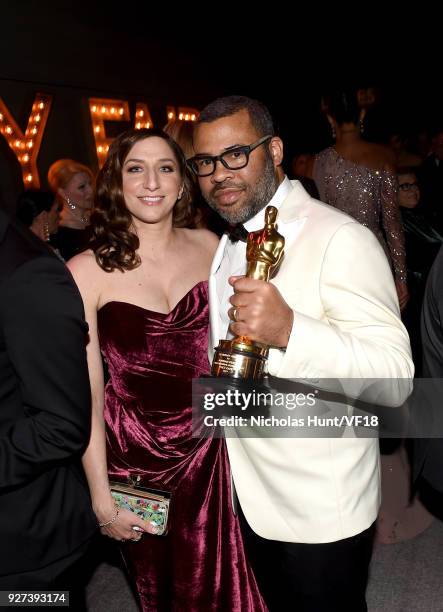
48, 159, 94, 260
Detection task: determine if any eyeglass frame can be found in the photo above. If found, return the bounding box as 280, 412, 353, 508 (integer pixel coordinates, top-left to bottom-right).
187, 134, 273, 177
398, 182, 419, 191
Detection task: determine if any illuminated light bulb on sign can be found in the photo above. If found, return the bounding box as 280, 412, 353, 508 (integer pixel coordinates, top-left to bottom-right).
26, 174, 33, 182
168, 107, 199, 123
27, 140, 33, 148
38, 102, 44, 109
119, 108, 124, 115
110, 107, 115, 114
5, 126, 12, 134
35, 114, 41, 122
134, 103, 153, 131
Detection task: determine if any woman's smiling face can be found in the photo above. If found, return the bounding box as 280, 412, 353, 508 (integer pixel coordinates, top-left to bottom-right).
122, 136, 184, 226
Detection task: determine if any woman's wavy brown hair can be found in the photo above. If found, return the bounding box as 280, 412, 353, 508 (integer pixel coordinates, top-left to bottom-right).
90, 128, 194, 272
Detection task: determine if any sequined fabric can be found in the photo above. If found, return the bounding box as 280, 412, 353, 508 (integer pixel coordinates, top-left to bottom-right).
97, 281, 266, 612
314, 147, 407, 282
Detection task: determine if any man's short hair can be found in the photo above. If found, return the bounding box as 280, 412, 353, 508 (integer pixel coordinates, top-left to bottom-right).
197, 95, 275, 137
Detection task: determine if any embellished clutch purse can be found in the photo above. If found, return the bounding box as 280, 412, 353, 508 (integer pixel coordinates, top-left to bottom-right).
109, 476, 171, 536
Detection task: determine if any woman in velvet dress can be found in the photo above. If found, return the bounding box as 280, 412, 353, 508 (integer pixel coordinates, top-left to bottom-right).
68, 128, 266, 611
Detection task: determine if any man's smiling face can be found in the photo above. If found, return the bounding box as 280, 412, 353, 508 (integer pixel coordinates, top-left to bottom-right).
193, 109, 280, 224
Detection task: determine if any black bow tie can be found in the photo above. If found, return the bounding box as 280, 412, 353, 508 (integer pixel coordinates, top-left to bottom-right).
227, 224, 249, 243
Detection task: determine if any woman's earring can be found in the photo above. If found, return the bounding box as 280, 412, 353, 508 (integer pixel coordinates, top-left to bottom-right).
43, 222, 50, 242
65, 195, 76, 210
330, 124, 336, 139
359, 118, 365, 135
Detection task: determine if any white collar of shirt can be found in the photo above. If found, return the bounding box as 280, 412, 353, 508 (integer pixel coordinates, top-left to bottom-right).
243, 176, 293, 232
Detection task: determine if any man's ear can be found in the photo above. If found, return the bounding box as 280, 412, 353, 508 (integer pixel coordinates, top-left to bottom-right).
269, 136, 284, 167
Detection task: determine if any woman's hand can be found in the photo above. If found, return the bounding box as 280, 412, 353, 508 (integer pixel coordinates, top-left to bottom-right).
95, 499, 159, 542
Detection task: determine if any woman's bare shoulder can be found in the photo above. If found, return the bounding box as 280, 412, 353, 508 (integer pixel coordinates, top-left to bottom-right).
367, 142, 397, 169
67, 249, 97, 272
67, 249, 106, 287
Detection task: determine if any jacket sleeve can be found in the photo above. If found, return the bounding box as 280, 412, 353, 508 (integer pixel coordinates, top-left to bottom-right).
268, 222, 414, 405
0, 256, 92, 491
421, 246, 443, 378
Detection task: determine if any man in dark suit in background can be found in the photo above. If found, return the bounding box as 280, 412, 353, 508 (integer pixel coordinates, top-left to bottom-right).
417, 128, 443, 233
0, 208, 97, 596
413, 246, 443, 518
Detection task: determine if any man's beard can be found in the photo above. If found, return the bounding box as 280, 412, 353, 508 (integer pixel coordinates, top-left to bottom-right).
203, 155, 279, 225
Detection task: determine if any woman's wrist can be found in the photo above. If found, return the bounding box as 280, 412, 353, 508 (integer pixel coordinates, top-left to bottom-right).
93, 494, 117, 522
97, 504, 119, 528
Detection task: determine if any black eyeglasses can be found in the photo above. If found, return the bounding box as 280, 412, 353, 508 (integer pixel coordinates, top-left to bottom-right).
399, 182, 419, 191
187, 135, 273, 177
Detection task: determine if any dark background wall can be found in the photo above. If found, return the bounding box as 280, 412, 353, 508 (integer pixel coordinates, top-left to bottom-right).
0, 2, 440, 211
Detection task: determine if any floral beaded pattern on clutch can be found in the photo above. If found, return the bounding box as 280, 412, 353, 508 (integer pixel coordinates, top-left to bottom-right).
109, 477, 171, 536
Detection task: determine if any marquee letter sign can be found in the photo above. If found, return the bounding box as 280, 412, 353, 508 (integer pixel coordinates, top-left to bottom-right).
134, 103, 153, 130
89, 98, 130, 168
0, 93, 199, 184
0, 93, 52, 188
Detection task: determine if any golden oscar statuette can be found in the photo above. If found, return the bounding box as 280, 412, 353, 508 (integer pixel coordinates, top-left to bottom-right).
211, 205, 285, 381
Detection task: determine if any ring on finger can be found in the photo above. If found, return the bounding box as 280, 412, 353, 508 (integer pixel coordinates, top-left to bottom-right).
232, 307, 238, 322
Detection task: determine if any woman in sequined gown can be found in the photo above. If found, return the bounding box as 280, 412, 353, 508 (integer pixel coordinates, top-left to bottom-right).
313, 90, 408, 311
68, 128, 267, 611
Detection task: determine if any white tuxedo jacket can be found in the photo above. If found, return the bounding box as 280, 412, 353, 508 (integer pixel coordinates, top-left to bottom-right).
208, 181, 414, 544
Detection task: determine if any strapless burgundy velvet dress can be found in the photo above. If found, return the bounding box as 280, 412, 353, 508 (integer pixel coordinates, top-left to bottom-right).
97, 281, 266, 612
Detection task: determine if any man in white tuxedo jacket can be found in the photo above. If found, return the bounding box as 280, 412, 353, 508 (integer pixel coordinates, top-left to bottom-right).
189, 96, 414, 612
